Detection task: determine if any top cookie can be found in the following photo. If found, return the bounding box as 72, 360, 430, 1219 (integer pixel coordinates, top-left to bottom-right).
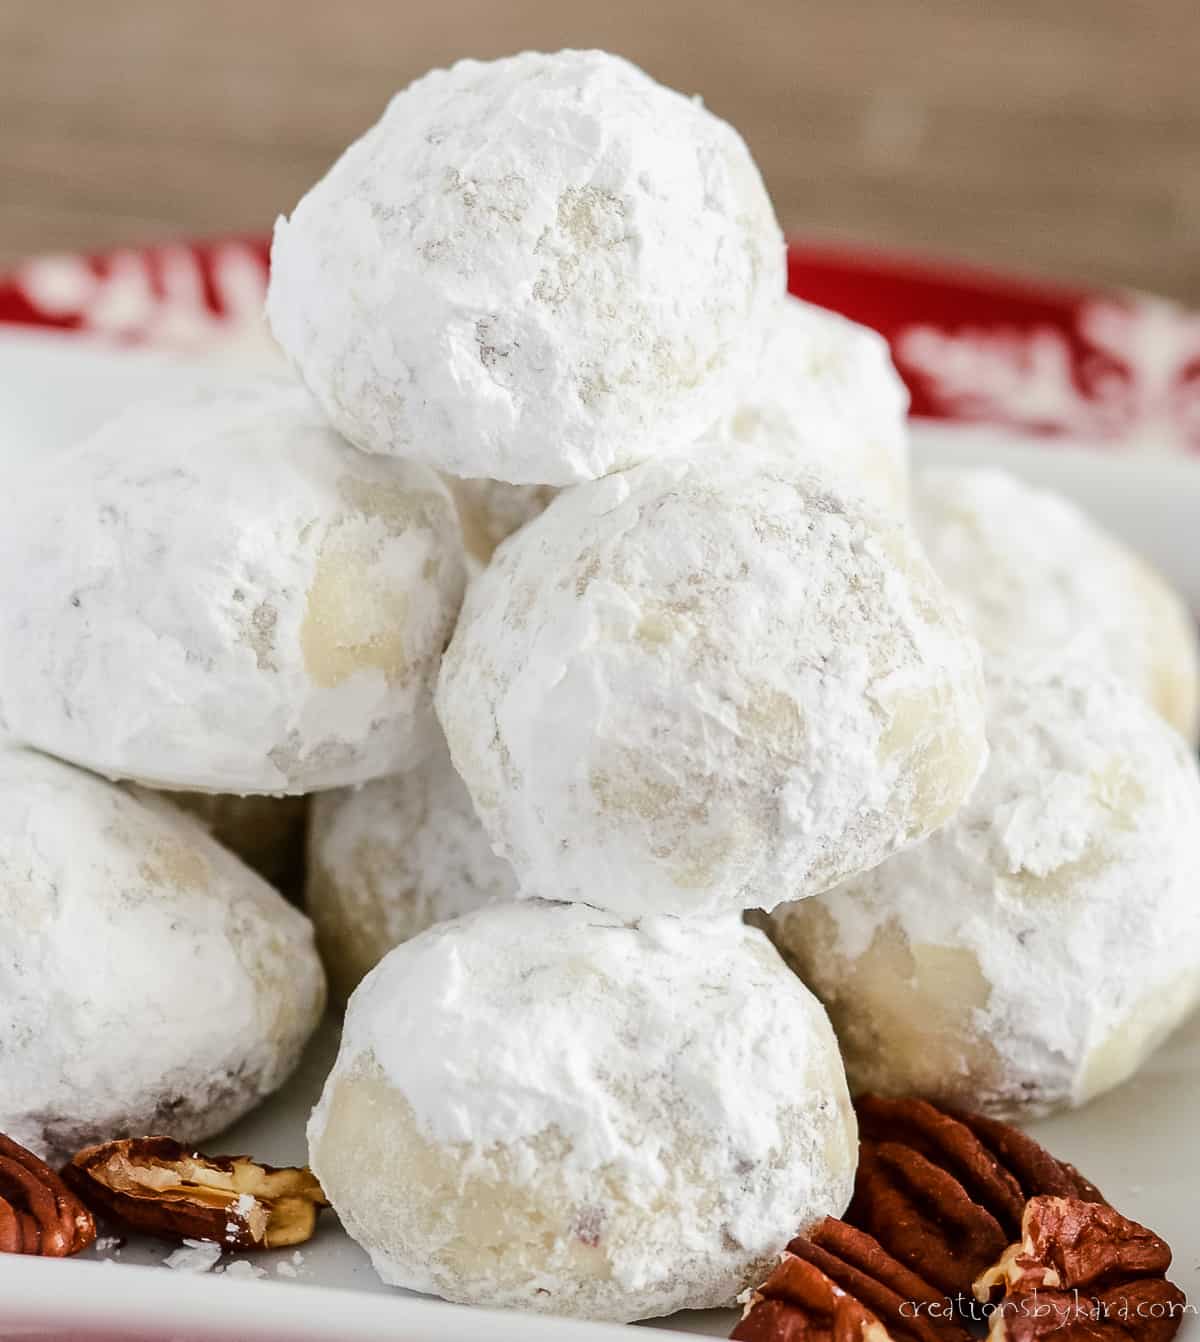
267, 50, 784, 485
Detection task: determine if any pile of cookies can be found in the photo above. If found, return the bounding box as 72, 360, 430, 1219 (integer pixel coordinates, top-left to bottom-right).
2, 49, 1198, 1326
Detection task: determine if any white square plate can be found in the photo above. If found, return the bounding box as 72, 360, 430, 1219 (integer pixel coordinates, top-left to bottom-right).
0, 331, 1197, 1341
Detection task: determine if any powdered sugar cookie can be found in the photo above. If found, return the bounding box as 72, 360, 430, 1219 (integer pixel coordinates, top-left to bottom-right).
716, 295, 910, 515
767, 665, 1200, 1119
0, 377, 467, 793
306, 736, 516, 1000
914, 466, 1200, 741
309, 901, 856, 1322
436, 443, 987, 917
0, 747, 326, 1164
268, 50, 784, 485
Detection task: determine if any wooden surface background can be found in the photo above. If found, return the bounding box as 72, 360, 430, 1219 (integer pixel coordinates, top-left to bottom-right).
3, 0, 1199, 300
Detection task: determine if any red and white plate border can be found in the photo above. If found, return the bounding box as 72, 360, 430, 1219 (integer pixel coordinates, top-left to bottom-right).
2, 236, 1200, 457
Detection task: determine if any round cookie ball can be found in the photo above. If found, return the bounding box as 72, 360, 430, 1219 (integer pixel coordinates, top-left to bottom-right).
309, 901, 856, 1322
767, 665, 1200, 1120
267, 49, 784, 486
0, 747, 326, 1164
914, 466, 1200, 742
306, 736, 517, 1001
436, 443, 988, 917
716, 295, 910, 515
0, 376, 467, 793
165, 792, 309, 896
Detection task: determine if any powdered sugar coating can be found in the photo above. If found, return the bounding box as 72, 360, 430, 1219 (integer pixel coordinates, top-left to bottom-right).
309, 901, 856, 1321
267, 49, 784, 485
0, 377, 467, 793
436, 443, 988, 916
0, 747, 326, 1164
914, 466, 1200, 741
768, 664, 1200, 1119
716, 295, 910, 514
306, 734, 517, 999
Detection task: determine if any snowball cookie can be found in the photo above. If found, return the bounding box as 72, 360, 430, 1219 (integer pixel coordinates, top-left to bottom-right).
0, 377, 468, 793
267, 50, 784, 486
164, 792, 309, 895
306, 736, 517, 1000
767, 665, 1200, 1121
914, 467, 1200, 742
436, 444, 988, 917
448, 478, 559, 564
717, 295, 910, 515
0, 747, 326, 1164
309, 901, 856, 1322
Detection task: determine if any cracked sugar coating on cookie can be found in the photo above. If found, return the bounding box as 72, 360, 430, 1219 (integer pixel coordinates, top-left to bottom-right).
306, 733, 517, 1000
716, 295, 911, 515
309, 901, 857, 1322
267, 49, 784, 485
914, 466, 1200, 742
0, 376, 467, 793
0, 747, 326, 1165
436, 442, 988, 917
768, 664, 1200, 1120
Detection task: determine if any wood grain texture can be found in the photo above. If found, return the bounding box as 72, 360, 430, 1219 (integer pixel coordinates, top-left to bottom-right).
2, 0, 1198, 299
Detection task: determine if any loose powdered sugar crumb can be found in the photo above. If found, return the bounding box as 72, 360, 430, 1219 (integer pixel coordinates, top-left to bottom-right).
164, 1239, 223, 1274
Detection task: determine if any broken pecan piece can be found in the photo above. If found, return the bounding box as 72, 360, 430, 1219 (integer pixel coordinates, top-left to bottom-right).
976, 1197, 1187, 1342
64, 1137, 327, 1250
847, 1140, 1010, 1298
732, 1251, 894, 1342
0, 1132, 95, 1257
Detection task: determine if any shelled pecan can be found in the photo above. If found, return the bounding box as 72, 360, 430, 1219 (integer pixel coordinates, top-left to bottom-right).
976, 1197, 1186, 1342
846, 1096, 1109, 1299
732, 1097, 1181, 1342
848, 1139, 1010, 1297
0, 1132, 95, 1257
732, 1250, 894, 1342
64, 1137, 327, 1250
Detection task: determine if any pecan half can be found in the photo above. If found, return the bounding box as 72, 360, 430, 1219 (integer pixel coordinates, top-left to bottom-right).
976, 1197, 1187, 1342
790, 1218, 971, 1342
845, 1097, 1112, 1300
64, 1137, 327, 1250
947, 1110, 1106, 1208
732, 1251, 894, 1342
847, 1140, 1010, 1297
856, 1096, 1026, 1236
0, 1132, 95, 1257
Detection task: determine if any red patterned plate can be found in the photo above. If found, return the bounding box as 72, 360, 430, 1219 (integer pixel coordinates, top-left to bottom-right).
4, 236, 1200, 457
